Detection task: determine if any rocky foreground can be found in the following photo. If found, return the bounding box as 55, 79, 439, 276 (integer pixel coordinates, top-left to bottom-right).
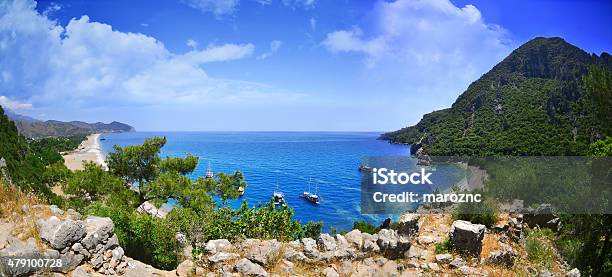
0, 204, 582, 276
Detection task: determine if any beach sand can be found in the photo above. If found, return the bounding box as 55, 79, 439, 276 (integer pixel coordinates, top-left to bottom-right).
62, 133, 108, 171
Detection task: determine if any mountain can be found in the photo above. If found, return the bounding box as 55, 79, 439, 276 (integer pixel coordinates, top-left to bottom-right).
381, 37, 612, 156
4, 109, 40, 123
4, 110, 135, 138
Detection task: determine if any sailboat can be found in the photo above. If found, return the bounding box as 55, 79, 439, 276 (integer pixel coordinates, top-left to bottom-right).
205, 162, 214, 179
273, 181, 286, 207
300, 178, 320, 204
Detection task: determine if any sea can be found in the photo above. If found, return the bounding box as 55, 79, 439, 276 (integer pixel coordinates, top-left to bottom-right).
99, 132, 460, 231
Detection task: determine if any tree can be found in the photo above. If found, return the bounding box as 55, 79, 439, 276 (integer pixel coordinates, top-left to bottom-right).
63, 162, 124, 202
583, 65, 612, 135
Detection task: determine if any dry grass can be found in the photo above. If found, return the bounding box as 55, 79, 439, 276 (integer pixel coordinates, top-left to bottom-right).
0, 178, 48, 249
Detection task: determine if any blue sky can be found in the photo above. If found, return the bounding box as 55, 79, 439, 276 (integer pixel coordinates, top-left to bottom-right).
0, 0, 610, 131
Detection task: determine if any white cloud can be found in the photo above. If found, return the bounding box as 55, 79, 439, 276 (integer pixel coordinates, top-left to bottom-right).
0, 0, 298, 112
0, 96, 32, 110
282, 0, 316, 9
309, 17, 316, 30
257, 40, 282, 59
323, 0, 511, 91
181, 0, 239, 17
186, 39, 198, 49
42, 2, 61, 16
253, 0, 272, 5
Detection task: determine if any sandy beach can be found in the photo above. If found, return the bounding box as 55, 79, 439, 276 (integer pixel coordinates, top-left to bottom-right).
62, 133, 108, 171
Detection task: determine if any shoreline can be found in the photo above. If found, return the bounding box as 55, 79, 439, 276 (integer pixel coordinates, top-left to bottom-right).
62, 133, 108, 171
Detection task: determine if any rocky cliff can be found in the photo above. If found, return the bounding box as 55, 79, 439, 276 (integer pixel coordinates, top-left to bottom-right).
0, 202, 582, 277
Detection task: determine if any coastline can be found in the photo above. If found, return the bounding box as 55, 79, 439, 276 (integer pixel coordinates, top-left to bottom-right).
62, 133, 108, 171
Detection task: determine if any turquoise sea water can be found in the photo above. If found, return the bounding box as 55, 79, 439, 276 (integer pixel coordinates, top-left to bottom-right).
99, 132, 459, 231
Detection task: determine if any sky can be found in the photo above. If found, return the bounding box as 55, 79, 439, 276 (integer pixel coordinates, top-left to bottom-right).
0, 0, 610, 131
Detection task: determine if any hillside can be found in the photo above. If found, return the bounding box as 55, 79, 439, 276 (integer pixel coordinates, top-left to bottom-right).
381, 37, 612, 155
6, 110, 135, 138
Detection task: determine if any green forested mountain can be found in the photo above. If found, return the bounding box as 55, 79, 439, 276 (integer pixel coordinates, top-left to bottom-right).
381, 37, 612, 155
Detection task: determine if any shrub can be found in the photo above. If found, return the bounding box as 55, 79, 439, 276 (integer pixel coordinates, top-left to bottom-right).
525, 227, 555, 270
301, 221, 323, 238
435, 237, 451, 254
353, 219, 379, 234
452, 198, 498, 227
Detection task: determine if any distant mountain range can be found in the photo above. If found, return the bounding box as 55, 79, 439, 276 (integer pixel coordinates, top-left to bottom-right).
4, 109, 135, 138
381, 37, 611, 155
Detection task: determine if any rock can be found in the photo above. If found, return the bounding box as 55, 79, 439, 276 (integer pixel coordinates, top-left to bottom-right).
177, 260, 194, 277
71, 242, 84, 252
362, 233, 380, 252
397, 213, 420, 237
37, 217, 86, 250
339, 260, 353, 275
49, 205, 64, 215
539, 270, 555, 277
0, 242, 44, 276
486, 245, 517, 267
205, 239, 232, 254
57, 252, 84, 273
376, 229, 410, 259
449, 220, 485, 257
112, 246, 125, 260
417, 235, 436, 245
246, 239, 281, 266
449, 257, 466, 268
81, 216, 114, 250
71, 265, 91, 277
566, 268, 581, 277
459, 266, 486, 276
428, 262, 440, 272
208, 252, 239, 264
235, 258, 268, 277
122, 257, 176, 277
323, 267, 339, 277
379, 260, 399, 276
317, 233, 337, 252
524, 204, 560, 231
435, 253, 453, 264
375, 257, 388, 266
344, 229, 363, 249
283, 248, 307, 262
405, 245, 422, 259
279, 259, 294, 274
104, 234, 119, 251
302, 237, 320, 259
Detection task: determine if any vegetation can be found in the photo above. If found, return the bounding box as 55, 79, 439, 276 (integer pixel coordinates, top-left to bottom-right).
381, 38, 611, 156
352, 219, 380, 234
452, 198, 498, 227
525, 227, 556, 271
434, 237, 451, 254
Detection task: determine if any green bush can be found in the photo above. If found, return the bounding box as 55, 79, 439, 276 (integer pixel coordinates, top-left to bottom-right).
525, 227, 555, 270
435, 237, 451, 254
352, 219, 379, 234
84, 203, 179, 270
452, 198, 498, 227
301, 221, 323, 238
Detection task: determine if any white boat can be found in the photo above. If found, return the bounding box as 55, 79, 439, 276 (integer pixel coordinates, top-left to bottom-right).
273, 182, 286, 207
300, 178, 320, 204
205, 162, 214, 179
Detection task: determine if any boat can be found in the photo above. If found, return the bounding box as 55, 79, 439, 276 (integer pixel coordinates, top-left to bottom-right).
205, 162, 214, 179
238, 186, 245, 196
273, 182, 286, 207
300, 178, 320, 204
358, 164, 373, 172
